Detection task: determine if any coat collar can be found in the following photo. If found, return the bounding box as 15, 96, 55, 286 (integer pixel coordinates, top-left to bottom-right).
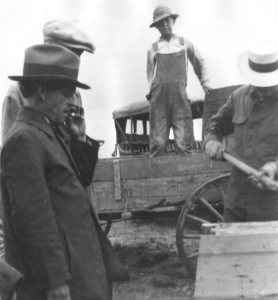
250, 85, 278, 102
15, 106, 55, 138
15, 106, 84, 185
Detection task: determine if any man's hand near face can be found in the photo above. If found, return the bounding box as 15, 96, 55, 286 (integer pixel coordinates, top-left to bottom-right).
66, 106, 86, 142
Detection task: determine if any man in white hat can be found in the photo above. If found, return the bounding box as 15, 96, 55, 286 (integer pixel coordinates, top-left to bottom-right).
204, 41, 278, 222
1, 44, 128, 300
147, 5, 211, 157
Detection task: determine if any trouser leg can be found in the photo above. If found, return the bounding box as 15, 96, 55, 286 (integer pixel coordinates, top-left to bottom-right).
247, 189, 278, 222
171, 85, 193, 154
149, 85, 171, 157
223, 182, 248, 222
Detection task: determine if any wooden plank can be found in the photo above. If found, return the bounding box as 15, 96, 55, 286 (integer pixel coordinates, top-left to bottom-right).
202, 101, 228, 114
194, 234, 278, 300
212, 221, 278, 236
93, 152, 231, 182
198, 234, 278, 254
113, 160, 122, 200
204, 85, 242, 102
94, 171, 227, 212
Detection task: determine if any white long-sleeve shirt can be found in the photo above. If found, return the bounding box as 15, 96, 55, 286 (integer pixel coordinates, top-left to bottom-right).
147, 34, 209, 88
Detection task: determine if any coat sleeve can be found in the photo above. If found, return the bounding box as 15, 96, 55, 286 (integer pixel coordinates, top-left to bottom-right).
70, 136, 100, 187
1, 96, 20, 144
186, 39, 209, 86
1, 133, 71, 291
204, 95, 235, 145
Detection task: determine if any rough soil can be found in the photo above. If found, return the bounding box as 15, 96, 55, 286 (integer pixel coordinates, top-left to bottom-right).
108, 218, 195, 300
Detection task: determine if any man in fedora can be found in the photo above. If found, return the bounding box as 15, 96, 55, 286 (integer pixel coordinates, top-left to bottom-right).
1, 20, 96, 144
147, 5, 211, 157
0, 20, 100, 259
1, 44, 127, 300
204, 41, 278, 222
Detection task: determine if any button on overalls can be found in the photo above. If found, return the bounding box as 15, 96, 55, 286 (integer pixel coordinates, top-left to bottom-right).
149, 44, 194, 157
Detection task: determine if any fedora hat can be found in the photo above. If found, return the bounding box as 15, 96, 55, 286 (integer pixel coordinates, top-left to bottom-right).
237, 41, 278, 87
150, 5, 179, 28
43, 20, 96, 53
9, 44, 90, 89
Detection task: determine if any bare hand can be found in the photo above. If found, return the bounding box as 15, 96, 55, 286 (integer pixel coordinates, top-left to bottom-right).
260, 162, 277, 180
203, 85, 212, 96
66, 106, 86, 142
248, 162, 277, 190
205, 140, 225, 161
47, 283, 71, 300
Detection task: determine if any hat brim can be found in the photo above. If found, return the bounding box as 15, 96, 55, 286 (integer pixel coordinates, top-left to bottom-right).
46, 40, 95, 53
8, 75, 90, 89
237, 51, 278, 87
150, 14, 179, 28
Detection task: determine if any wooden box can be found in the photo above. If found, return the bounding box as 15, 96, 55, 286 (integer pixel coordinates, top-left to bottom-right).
194, 222, 278, 300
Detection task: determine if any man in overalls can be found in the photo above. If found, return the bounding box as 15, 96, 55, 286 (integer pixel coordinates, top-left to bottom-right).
147, 5, 210, 157
205, 41, 278, 222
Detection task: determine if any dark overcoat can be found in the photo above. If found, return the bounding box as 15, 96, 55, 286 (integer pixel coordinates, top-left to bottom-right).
1, 107, 113, 300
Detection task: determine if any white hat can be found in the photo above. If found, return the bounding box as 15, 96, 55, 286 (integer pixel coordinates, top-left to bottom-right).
237, 40, 278, 87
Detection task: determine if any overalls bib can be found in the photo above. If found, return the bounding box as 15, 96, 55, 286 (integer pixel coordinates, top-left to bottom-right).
149, 47, 194, 157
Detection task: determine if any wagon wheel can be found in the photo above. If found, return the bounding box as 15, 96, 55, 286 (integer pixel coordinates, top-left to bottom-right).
99, 219, 112, 235
176, 173, 230, 278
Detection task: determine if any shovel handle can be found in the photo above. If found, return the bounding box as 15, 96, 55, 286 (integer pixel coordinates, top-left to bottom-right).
223, 152, 278, 192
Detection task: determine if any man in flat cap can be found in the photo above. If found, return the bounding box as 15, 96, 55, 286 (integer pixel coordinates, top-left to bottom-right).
147, 5, 211, 157
1, 44, 127, 300
205, 41, 278, 222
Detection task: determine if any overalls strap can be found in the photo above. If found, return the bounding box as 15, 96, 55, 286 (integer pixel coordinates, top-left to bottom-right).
178, 36, 184, 46
152, 42, 158, 52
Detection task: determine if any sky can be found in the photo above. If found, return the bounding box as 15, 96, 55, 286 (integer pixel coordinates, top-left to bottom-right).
1, 0, 278, 157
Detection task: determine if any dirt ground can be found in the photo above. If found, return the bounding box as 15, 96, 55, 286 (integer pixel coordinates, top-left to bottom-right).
108, 218, 195, 300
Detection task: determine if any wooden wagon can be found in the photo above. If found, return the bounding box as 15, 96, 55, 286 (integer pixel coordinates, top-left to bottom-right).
93, 85, 242, 275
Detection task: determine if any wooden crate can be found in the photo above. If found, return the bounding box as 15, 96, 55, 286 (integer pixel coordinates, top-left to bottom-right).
194, 222, 278, 300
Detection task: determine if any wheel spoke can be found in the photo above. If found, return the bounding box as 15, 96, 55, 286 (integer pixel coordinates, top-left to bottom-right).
216, 185, 226, 202
176, 174, 230, 278
183, 234, 201, 239
185, 214, 210, 224
198, 197, 224, 222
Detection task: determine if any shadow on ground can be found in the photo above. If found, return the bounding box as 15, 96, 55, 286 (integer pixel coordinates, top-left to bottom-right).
109, 219, 195, 300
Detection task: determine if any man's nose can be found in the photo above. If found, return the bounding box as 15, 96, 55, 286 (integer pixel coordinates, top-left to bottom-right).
70, 93, 78, 106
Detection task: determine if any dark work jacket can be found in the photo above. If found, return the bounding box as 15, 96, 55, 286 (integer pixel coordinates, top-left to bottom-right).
204, 85, 278, 221
1, 107, 111, 300
57, 125, 99, 188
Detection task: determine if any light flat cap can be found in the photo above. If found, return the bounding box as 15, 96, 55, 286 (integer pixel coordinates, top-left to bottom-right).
43, 20, 96, 53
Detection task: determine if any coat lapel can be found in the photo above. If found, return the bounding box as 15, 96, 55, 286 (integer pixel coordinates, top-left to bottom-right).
51, 125, 83, 184
15, 107, 84, 185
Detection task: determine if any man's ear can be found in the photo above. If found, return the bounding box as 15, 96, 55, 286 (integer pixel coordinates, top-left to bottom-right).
38, 84, 46, 101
